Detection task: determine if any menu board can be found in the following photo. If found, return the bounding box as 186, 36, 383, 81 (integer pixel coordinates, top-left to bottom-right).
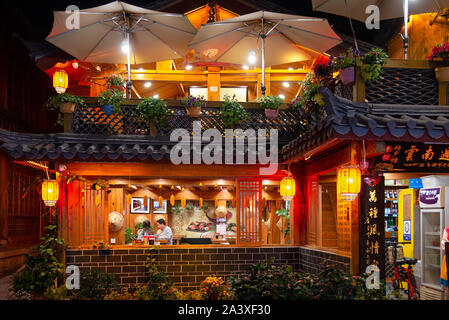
359, 176, 386, 279
375, 142, 449, 172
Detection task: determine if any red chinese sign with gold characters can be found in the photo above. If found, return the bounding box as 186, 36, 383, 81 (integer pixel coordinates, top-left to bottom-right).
359, 176, 385, 279
375, 142, 449, 172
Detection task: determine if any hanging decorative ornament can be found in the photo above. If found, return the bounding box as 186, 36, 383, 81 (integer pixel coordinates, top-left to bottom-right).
96, 194, 101, 206
199, 182, 203, 187
127, 194, 132, 205
158, 196, 163, 207
170, 194, 175, 206
159, 184, 162, 189
181, 187, 184, 191
181, 197, 186, 208
41, 180, 59, 207
53, 69, 68, 94
199, 197, 203, 208
280, 177, 295, 200
171, 186, 174, 190
215, 198, 218, 208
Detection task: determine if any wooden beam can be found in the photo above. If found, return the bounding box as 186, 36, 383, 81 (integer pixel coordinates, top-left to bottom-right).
67, 163, 284, 178
207, 66, 220, 101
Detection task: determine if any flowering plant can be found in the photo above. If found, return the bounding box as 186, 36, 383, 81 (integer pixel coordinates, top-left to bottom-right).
200, 276, 229, 300
291, 73, 326, 120
428, 43, 449, 63
181, 95, 207, 108
332, 48, 359, 70
360, 48, 389, 82
313, 59, 334, 80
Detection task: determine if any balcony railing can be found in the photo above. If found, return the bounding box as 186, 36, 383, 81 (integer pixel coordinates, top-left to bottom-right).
66, 98, 303, 144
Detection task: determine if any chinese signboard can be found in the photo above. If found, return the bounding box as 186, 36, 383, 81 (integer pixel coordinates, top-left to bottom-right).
359, 176, 385, 279
374, 142, 449, 172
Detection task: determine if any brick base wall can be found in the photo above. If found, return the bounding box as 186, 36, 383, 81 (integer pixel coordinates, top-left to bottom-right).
66, 246, 350, 289
298, 247, 351, 274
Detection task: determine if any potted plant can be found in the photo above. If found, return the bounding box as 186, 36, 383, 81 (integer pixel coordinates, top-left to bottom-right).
125, 228, 135, 245
135, 97, 171, 136
45, 93, 85, 126
313, 60, 336, 92
171, 203, 182, 215
98, 88, 123, 116
291, 73, 326, 125
428, 43, 449, 82
220, 95, 251, 128
107, 75, 125, 92
181, 95, 206, 118
360, 48, 389, 82
258, 94, 283, 119
333, 48, 359, 85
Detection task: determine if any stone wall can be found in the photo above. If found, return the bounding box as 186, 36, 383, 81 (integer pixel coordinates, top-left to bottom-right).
66, 246, 351, 290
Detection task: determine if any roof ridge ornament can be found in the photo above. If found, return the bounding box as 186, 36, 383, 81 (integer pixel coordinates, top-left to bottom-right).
207, 2, 216, 24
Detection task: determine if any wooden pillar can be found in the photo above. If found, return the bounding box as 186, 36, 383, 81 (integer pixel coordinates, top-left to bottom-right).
291, 163, 305, 246
0, 151, 8, 241
350, 141, 360, 275
207, 66, 221, 101
354, 61, 366, 103
439, 82, 447, 105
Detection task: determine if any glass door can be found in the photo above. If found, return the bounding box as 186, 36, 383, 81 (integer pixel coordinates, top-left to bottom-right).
421, 208, 442, 289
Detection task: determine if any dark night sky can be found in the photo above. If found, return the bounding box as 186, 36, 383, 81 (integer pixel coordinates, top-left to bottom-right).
4, 0, 401, 47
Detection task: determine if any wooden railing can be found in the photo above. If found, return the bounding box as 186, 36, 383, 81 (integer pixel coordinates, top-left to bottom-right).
65, 97, 303, 144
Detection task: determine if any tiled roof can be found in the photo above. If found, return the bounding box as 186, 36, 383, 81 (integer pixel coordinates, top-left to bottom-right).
282, 87, 449, 161
0, 130, 171, 161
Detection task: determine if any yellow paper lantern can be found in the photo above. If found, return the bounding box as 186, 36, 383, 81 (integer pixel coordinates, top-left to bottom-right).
42, 180, 59, 207
181, 197, 186, 208
127, 194, 132, 205
215, 198, 218, 208
337, 165, 361, 201
280, 177, 295, 200
158, 196, 163, 207
53, 69, 68, 94
199, 197, 203, 208
170, 195, 175, 206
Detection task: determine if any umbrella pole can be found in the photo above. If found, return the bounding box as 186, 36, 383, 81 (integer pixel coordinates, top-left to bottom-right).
125, 15, 132, 98
403, 0, 409, 60
261, 18, 266, 97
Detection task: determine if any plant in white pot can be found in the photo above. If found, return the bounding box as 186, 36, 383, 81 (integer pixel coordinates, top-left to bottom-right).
181, 95, 206, 118
259, 94, 283, 119
136, 96, 171, 136
428, 43, 449, 82
45, 93, 85, 126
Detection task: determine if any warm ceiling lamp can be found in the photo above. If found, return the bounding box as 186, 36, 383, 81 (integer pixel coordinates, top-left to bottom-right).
337, 165, 361, 201
280, 177, 295, 200
53, 70, 68, 94
42, 180, 59, 207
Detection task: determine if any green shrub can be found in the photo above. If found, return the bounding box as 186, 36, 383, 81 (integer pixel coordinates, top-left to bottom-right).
136, 97, 171, 127
98, 89, 123, 114
220, 95, 251, 128
361, 48, 389, 82
107, 75, 125, 87
71, 270, 118, 300
258, 94, 283, 109
13, 214, 65, 295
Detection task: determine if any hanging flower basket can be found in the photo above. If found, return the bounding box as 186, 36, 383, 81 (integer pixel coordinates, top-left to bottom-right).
340, 66, 355, 85
59, 102, 76, 114
265, 108, 279, 119
435, 66, 449, 82
186, 106, 202, 118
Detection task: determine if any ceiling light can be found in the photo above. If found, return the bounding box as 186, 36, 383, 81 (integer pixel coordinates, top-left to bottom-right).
283, 82, 290, 88
288, 67, 293, 71
186, 64, 193, 70
144, 82, 152, 88
153, 94, 159, 98
248, 50, 256, 65
121, 40, 129, 54
138, 68, 144, 71
242, 65, 249, 70
279, 94, 285, 100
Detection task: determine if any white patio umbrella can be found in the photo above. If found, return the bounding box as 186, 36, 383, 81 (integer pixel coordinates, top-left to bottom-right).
189, 11, 342, 96
46, 1, 196, 97
312, 0, 449, 59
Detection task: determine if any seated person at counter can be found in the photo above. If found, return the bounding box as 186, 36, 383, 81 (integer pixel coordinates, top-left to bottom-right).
156, 218, 173, 245
137, 220, 154, 241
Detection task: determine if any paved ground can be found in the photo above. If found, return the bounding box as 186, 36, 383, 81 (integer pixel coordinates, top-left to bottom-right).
0, 274, 14, 300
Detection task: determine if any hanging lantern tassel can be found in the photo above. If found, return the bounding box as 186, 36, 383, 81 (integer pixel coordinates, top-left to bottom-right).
96, 194, 101, 206
158, 196, 163, 207
170, 194, 175, 206
181, 197, 186, 208
199, 197, 203, 208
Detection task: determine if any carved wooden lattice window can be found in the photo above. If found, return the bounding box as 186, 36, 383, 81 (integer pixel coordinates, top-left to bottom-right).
237, 179, 262, 244
81, 184, 107, 244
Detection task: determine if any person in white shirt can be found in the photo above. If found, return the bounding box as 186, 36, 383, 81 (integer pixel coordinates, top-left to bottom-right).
156, 218, 173, 245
